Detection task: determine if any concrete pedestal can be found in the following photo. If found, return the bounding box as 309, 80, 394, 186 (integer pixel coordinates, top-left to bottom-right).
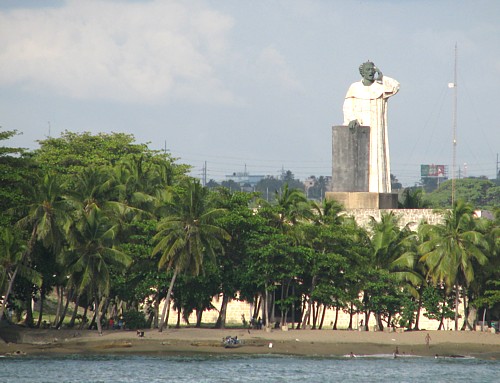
325, 191, 398, 209
332, 125, 370, 192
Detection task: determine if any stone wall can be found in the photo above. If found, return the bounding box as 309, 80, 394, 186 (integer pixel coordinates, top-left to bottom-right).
164, 297, 462, 331
342, 208, 444, 230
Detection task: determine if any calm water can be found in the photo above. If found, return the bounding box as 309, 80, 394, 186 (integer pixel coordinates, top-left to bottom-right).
1, 354, 499, 383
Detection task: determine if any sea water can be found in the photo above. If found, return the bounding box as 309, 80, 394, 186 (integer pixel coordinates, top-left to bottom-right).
1, 354, 499, 383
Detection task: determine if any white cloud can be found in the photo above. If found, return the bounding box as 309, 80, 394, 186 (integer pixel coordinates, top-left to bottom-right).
256, 46, 301, 91
0, 0, 236, 104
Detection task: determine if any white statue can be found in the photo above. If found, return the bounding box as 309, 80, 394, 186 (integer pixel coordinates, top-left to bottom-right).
343, 61, 400, 193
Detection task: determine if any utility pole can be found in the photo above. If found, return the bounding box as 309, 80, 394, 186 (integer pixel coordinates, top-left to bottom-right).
202, 161, 207, 186
496, 153, 499, 181
449, 43, 458, 206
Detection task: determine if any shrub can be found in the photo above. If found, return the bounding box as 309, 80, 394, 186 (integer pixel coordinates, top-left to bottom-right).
122, 309, 147, 330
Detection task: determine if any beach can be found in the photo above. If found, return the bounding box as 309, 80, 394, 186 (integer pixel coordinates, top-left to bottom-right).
1, 325, 499, 360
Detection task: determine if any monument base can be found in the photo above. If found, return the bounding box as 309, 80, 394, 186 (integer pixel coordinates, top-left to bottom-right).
325, 192, 398, 209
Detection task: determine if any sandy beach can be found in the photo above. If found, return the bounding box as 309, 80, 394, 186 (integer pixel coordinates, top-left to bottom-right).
1, 325, 499, 360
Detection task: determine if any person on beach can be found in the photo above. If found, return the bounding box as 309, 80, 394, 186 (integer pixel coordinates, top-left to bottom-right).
257, 317, 262, 330
425, 333, 431, 348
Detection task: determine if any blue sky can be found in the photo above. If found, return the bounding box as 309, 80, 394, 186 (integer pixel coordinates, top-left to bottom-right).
1, 0, 499, 186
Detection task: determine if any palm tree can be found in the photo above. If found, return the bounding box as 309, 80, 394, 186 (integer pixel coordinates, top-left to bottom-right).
1, 173, 70, 321
369, 212, 420, 282
274, 184, 311, 227
366, 212, 421, 329
66, 204, 131, 335
112, 154, 173, 212
65, 166, 114, 213
0, 227, 39, 320
419, 200, 489, 330
310, 198, 345, 226
399, 188, 431, 209
257, 184, 311, 328
152, 179, 230, 331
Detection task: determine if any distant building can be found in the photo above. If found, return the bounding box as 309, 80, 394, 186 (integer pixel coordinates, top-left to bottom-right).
303, 176, 332, 200
225, 171, 265, 188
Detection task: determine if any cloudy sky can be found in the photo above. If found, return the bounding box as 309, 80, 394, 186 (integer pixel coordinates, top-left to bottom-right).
1, 0, 499, 186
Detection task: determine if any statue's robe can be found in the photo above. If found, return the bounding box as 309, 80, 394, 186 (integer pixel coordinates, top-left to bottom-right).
343, 76, 400, 193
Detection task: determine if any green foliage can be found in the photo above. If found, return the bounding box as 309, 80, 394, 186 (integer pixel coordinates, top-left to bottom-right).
34, 131, 148, 174
172, 263, 220, 326
153, 179, 230, 275
419, 200, 488, 289
398, 293, 419, 329
421, 285, 455, 323
122, 309, 148, 330
2, 127, 499, 329
360, 269, 404, 320
424, 178, 499, 209
0, 128, 36, 225
473, 281, 500, 310
399, 188, 431, 209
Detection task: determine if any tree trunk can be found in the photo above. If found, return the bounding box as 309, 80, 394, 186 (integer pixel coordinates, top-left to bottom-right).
159, 269, 177, 332
53, 286, 62, 327
214, 293, 229, 329
79, 304, 88, 330
454, 284, 460, 331
95, 294, 103, 335
0, 265, 20, 320
153, 285, 161, 329
270, 289, 276, 326
195, 308, 203, 327
333, 306, 339, 330
25, 293, 34, 327
301, 275, 317, 329
481, 308, 486, 331
376, 313, 384, 331
36, 283, 46, 328
69, 295, 80, 328
347, 302, 354, 330
364, 311, 371, 331
88, 309, 97, 330
460, 289, 474, 331
465, 305, 476, 331
56, 288, 74, 329
413, 295, 422, 331
312, 302, 318, 329
253, 294, 261, 319
301, 298, 311, 329
0, 226, 37, 320
264, 284, 270, 329
176, 307, 181, 328
438, 294, 446, 330
319, 305, 326, 330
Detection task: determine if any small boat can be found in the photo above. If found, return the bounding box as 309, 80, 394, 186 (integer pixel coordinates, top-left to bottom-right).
222, 336, 242, 348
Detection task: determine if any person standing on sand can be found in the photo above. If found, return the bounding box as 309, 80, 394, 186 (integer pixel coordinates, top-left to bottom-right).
425, 333, 431, 348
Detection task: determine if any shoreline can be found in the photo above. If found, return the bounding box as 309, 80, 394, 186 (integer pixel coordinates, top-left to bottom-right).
1, 326, 499, 360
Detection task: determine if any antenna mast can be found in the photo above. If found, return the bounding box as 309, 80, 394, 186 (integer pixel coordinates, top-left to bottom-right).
451, 43, 458, 206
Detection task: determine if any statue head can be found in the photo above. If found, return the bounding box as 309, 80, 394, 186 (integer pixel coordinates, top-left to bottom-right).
359, 61, 376, 83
